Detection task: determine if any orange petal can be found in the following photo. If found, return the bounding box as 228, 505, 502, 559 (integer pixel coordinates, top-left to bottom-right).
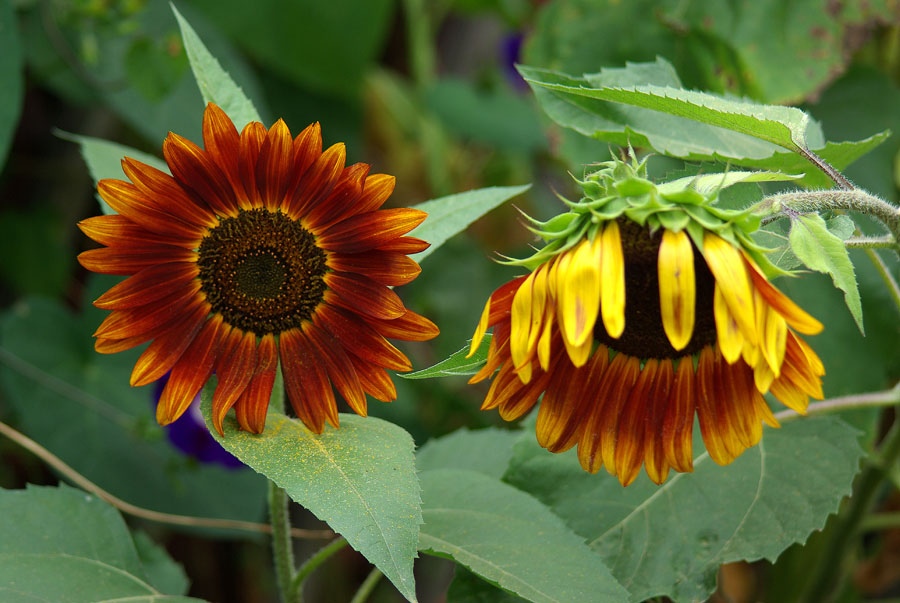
304, 322, 367, 417
613, 358, 659, 486
157, 315, 226, 425
93, 262, 199, 310
324, 273, 406, 320
211, 329, 257, 435
280, 328, 338, 433
317, 208, 428, 253
256, 118, 294, 212
366, 309, 439, 342
642, 358, 674, 485
377, 236, 430, 254
327, 250, 421, 286
745, 254, 823, 335
662, 358, 696, 473
163, 132, 238, 218
314, 303, 411, 371
202, 103, 246, 207
121, 158, 218, 229
93, 282, 202, 340
305, 163, 369, 231
238, 121, 267, 207
97, 179, 205, 241
78, 246, 196, 276
78, 215, 197, 249
537, 348, 607, 453
354, 173, 396, 214
286, 142, 345, 218
130, 302, 210, 386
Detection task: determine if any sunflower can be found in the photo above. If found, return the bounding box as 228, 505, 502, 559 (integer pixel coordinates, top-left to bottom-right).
467, 157, 824, 486
78, 103, 439, 436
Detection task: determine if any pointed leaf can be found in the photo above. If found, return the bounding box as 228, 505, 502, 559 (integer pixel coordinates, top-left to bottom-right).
172, 4, 261, 130
410, 185, 531, 262
400, 336, 490, 379
419, 469, 628, 603
504, 417, 863, 602
789, 213, 864, 333
200, 390, 421, 601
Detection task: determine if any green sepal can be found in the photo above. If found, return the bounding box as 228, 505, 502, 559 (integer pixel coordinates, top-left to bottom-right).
657, 210, 691, 232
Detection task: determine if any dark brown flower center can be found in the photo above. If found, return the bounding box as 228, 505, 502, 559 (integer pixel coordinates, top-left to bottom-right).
593, 220, 716, 359
198, 208, 327, 335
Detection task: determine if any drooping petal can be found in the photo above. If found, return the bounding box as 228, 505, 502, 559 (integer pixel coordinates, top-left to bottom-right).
662, 357, 695, 473
558, 239, 601, 350
657, 228, 695, 351
234, 334, 278, 434
642, 358, 674, 485
744, 253, 823, 335
599, 221, 626, 339
304, 322, 367, 417
702, 233, 757, 346
280, 328, 338, 433
713, 285, 744, 364
211, 329, 257, 435
613, 358, 659, 485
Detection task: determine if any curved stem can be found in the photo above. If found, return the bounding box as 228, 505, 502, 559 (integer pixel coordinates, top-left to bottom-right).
800, 414, 900, 602
350, 568, 384, 603
845, 235, 897, 249
861, 511, 900, 532
774, 383, 900, 423
864, 248, 900, 318
795, 146, 854, 190
0, 420, 332, 539
291, 537, 349, 601
270, 482, 298, 603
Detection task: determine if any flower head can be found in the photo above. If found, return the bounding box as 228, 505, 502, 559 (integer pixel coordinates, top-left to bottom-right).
79, 103, 439, 436
468, 156, 824, 486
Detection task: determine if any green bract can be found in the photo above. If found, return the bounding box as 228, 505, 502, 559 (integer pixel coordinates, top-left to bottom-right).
511, 154, 803, 277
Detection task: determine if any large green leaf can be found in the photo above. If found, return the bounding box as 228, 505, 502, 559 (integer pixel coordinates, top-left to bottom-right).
200, 394, 420, 602
0, 484, 199, 602
419, 469, 627, 602
789, 213, 864, 334
410, 185, 531, 262
504, 416, 863, 602
0, 277, 267, 523
0, 0, 23, 168
416, 426, 520, 480
520, 60, 886, 187
172, 4, 261, 130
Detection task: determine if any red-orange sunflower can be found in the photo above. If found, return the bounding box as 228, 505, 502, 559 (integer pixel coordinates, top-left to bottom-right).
78, 103, 439, 436
467, 157, 825, 486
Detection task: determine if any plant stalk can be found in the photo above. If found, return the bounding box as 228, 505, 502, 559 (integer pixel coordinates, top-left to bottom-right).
270, 482, 298, 603
864, 248, 900, 318
349, 568, 384, 603
291, 537, 349, 601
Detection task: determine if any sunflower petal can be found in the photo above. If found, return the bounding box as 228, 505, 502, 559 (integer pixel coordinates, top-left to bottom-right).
600, 221, 626, 339
234, 334, 277, 434
702, 233, 757, 346
658, 229, 695, 351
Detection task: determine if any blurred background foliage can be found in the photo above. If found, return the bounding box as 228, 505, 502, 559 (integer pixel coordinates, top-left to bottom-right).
1, 0, 900, 601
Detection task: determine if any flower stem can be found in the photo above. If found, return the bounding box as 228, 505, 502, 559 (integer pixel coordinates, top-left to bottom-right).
0, 419, 332, 539
774, 383, 900, 422
269, 482, 298, 603
291, 536, 349, 601
794, 146, 854, 190
758, 189, 900, 250
861, 511, 900, 532
864, 248, 900, 318
349, 568, 384, 603
845, 235, 897, 248
800, 414, 900, 602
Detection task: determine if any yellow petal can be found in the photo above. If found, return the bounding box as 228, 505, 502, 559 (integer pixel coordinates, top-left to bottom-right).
559, 239, 601, 349
762, 306, 787, 377
537, 311, 553, 371
509, 271, 536, 374
658, 229, 695, 350
713, 285, 743, 364
467, 297, 491, 358
600, 222, 625, 338
744, 252, 823, 335
703, 233, 756, 346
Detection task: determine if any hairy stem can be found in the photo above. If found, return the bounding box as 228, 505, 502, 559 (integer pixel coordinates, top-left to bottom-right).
864, 248, 900, 318
795, 146, 854, 190
270, 482, 298, 603
0, 420, 331, 539
291, 537, 349, 601
845, 235, 898, 248
759, 190, 900, 249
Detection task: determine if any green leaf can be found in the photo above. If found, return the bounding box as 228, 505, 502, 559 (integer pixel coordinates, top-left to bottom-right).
416, 426, 521, 480
520, 60, 886, 187
172, 3, 261, 130
447, 566, 525, 602
503, 416, 863, 602
132, 531, 190, 596
0, 278, 267, 523
410, 185, 531, 263
789, 213, 864, 334
0, 0, 23, 168
656, 170, 804, 197
200, 392, 421, 602
401, 336, 491, 379
419, 469, 628, 602
59, 131, 170, 215
0, 484, 201, 602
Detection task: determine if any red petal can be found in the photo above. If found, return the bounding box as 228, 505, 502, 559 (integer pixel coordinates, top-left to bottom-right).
365, 309, 439, 342
256, 119, 294, 212
97, 179, 205, 241
377, 236, 430, 254
305, 163, 369, 231
314, 303, 411, 371
94, 283, 202, 340
202, 103, 247, 208
354, 173, 395, 214
318, 208, 427, 253
121, 158, 218, 228
324, 274, 405, 320
156, 315, 226, 425
130, 302, 210, 387
304, 322, 367, 416
78, 246, 197, 275
239, 121, 267, 207
280, 328, 337, 433
234, 334, 278, 434
211, 329, 257, 435
327, 250, 421, 286
93, 262, 198, 309
78, 215, 196, 249
164, 132, 238, 218
285, 143, 345, 219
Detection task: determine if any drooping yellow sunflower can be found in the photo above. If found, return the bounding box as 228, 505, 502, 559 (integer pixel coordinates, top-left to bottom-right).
468, 157, 824, 486
78, 103, 438, 436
